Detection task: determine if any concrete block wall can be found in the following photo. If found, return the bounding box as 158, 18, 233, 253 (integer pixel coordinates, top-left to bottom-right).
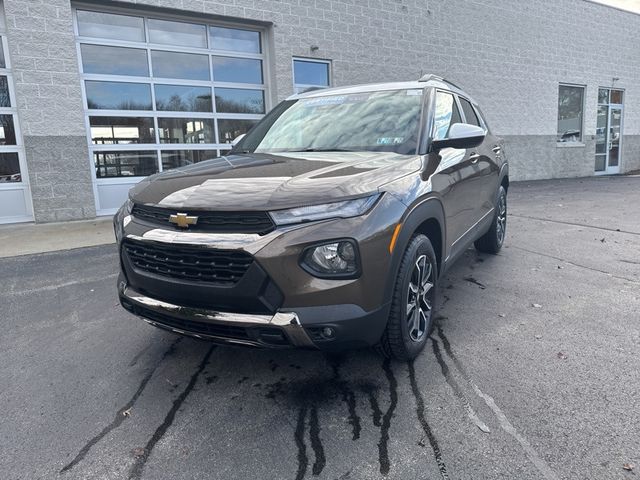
4, 0, 94, 222
3, 0, 640, 221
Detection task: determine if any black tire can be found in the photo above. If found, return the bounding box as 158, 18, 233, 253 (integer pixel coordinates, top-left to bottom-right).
377, 234, 438, 360
474, 185, 507, 254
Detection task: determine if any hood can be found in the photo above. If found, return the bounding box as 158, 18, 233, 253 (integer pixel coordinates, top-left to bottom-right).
130, 151, 421, 210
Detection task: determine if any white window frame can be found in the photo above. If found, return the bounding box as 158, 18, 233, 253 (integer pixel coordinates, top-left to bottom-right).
72, 3, 272, 214
0, 26, 34, 222
556, 83, 586, 147
292, 57, 332, 94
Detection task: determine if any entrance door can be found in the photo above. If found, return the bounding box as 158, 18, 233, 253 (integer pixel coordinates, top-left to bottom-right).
0, 34, 33, 223
595, 89, 624, 175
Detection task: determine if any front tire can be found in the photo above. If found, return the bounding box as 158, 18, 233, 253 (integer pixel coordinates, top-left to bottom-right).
474, 185, 507, 254
377, 234, 438, 360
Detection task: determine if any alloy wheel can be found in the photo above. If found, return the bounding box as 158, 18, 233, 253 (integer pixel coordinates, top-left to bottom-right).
406, 255, 434, 342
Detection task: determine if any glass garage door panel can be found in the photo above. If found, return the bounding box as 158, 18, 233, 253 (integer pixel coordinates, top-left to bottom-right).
75, 7, 267, 214
0, 188, 32, 220
0, 34, 32, 224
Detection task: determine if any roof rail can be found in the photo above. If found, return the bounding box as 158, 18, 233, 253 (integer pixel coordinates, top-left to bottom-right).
418, 73, 463, 90
418, 74, 444, 83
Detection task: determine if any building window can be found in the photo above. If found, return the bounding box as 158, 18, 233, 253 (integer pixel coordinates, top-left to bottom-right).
74, 7, 268, 188
598, 88, 624, 105
293, 58, 330, 94
557, 84, 585, 143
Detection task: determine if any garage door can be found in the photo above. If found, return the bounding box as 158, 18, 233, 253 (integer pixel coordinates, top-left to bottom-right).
0, 32, 33, 223
73, 7, 270, 215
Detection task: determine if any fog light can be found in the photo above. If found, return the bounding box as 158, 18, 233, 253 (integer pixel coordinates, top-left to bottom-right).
301, 240, 359, 277
322, 327, 335, 339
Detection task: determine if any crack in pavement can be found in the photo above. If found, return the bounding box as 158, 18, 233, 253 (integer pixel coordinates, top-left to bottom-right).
509, 213, 640, 236
508, 245, 640, 285
435, 325, 559, 480
60, 338, 182, 474
127, 345, 216, 480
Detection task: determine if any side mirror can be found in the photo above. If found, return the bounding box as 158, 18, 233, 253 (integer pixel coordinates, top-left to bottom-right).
231, 133, 246, 146
431, 123, 486, 151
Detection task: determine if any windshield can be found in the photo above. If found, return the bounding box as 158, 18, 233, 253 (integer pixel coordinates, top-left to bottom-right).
235, 89, 424, 155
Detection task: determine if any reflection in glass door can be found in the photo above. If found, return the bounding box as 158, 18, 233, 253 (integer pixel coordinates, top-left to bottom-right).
608, 107, 622, 169
595, 88, 623, 175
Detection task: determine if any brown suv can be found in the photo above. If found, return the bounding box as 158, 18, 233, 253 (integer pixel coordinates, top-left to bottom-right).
114, 75, 508, 360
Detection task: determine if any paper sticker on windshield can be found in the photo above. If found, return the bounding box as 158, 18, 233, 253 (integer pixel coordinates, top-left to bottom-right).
406, 89, 423, 96
303, 94, 370, 107
377, 137, 404, 145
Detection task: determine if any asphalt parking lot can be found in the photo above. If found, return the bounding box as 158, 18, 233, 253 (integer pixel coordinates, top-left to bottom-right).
2, 176, 639, 480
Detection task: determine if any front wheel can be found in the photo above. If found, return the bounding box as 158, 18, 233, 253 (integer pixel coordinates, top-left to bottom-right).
377, 234, 438, 360
475, 185, 507, 254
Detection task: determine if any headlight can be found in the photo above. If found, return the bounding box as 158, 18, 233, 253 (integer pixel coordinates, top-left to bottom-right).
270, 194, 380, 226
113, 198, 133, 242
301, 240, 360, 278
123, 197, 134, 214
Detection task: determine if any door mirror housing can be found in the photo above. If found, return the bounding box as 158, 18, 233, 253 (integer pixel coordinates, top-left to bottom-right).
431, 123, 486, 151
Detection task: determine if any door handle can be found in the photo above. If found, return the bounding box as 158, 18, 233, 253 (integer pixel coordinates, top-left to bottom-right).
469, 153, 480, 164
492, 146, 502, 154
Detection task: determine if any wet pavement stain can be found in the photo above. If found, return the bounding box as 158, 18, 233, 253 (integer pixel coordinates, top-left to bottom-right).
431, 338, 490, 433
463, 276, 486, 289
60, 338, 182, 474
294, 406, 309, 480
407, 359, 449, 480
327, 355, 361, 440
378, 359, 398, 475
269, 358, 279, 372
309, 405, 326, 475
127, 346, 216, 480
264, 354, 406, 478
362, 384, 382, 427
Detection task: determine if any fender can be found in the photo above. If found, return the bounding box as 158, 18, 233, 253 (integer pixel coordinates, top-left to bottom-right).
381, 196, 446, 307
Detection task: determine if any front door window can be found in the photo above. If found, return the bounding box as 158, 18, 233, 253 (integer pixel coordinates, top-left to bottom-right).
595, 88, 624, 174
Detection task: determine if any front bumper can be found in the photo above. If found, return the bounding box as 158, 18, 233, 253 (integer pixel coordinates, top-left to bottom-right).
115, 193, 405, 350
118, 279, 315, 348
119, 277, 390, 350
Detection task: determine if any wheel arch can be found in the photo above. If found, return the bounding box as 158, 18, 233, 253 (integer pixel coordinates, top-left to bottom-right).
499, 163, 509, 192
382, 197, 446, 306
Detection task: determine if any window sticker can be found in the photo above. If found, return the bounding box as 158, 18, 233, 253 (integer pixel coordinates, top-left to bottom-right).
376, 137, 404, 145
302, 93, 370, 107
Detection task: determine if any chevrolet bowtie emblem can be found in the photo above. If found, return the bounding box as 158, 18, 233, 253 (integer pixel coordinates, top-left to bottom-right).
169, 212, 198, 229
